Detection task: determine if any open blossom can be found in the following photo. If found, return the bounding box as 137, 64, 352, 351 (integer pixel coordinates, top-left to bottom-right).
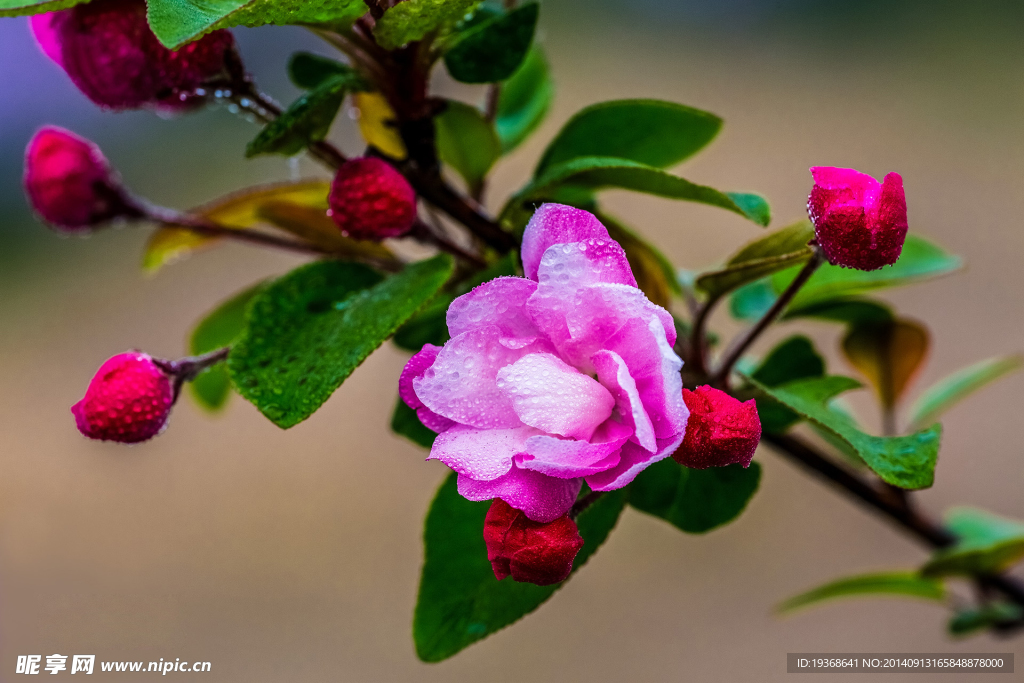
30, 0, 236, 111
400, 203, 688, 522
484, 499, 584, 586
24, 126, 133, 231
807, 166, 908, 271
72, 352, 175, 443
672, 386, 760, 469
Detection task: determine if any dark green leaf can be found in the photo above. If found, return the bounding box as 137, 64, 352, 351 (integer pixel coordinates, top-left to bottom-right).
777, 571, 946, 614
147, 0, 367, 50
390, 397, 437, 448
922, 507, 1024, 578
435, 100, 501, 194
444, 3, 538, 84
0, 0, 84, 17
392, 294, 452, 351
373, 0, 479, 51
696, 221, 814, 301
495, 47, 553, 153
629, 459, 761, 534
188, 282, 267, 412
246, 76, 349, 157
949, 603, 1023, 636
535, 100, 722, 176
511, 157, 770, 226
288, 52, 370, 91
229, 255, 454, 428
752, 335, 826, 387
729, 278, 776, 320
414, 474, 626, 662
908, 355, 1024, 430
752, 376, 941, 489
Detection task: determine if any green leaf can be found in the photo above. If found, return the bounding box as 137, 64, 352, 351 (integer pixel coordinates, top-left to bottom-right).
729, 278, 776, 320
414, 475, 626, 662
0, 0, 85, 17
444, 3, 538, 83
752, 376, 941, 489
908, 355, 1024, 430
392, 294, 452, 351
629, 459, 761, 534
949, 603, 1023, 636
435, 100, 501, 194
599, 212, 681, 308
775, 235, 961, 310
246, 76, 349, 157
748, 335, 825, 435
496, 47, 553, 154
776, 571, 946, 614
229, 255, 454, 428
842, 318, 930, 410
535, 99, 722, 176
390, 397, 437, 448
696, 221, 813, 301
288, 52, 370, 91
373, 0, 479, 51
188, 282, 267, 412
511, 157, 770, 226
147, 0, 367, 50
922, 507, 1024, 578
783, 298, 893, 326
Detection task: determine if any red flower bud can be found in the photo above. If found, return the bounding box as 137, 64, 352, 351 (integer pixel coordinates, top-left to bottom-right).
672, 386, 761, 469
328, 157, 417, 240
71, 352, 175, 444
24, 126, 134, 232
30, 0, 236, 111
807, 166, 908, 271
483, 499, 584, 586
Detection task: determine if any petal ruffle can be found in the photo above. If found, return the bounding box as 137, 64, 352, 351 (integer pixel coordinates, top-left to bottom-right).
446, 276, 540, 341
585, 431, 684, 491
496, 352, 614, 441
428, 424, 539, 481
592, 349, 657, 452
521, 203, 611, 281
398, 344, 455, 433
458, 465, 583, 523
516, 433, 626, 479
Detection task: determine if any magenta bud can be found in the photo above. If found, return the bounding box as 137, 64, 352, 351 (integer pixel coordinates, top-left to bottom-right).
24, 126, 134, 232
31, 0, 236, 111
673, 386, 761, 469
328, 157, 417, 240
483, 499, 584, 586
807, 166, 908, 271
71, 352, 174, 444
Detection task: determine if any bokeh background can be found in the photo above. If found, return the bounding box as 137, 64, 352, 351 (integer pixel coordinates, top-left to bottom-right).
2, 0, 1023, 680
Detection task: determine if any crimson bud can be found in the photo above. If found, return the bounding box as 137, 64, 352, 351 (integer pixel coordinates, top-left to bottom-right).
71, 352, 174, 444
483, 499, 584, 586
328, 157, 417, 240
672, 385, 761, 469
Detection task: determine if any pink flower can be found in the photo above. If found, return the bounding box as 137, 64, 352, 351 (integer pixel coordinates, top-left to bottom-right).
807, 166, 908, 271
30, 0, 236, 111
484, 499, 584, 586
72, 352, 175, 443
672, 385, 760, 469
24, 126, 134, 232
400, 203, 688, 522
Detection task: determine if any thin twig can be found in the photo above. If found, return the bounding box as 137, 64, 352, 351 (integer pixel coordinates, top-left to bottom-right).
569, 491, 604, 520
712, 246, 824, 385
411, 219, 487, 269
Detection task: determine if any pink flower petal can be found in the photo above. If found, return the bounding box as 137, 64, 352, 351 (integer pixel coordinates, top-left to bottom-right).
446, 276, 540, 340
516, 433, 626, 478
413, 325, 550, 429
521, 203, 611, 281
496, 352, 615, 441
458, 465, 583, 523
592, 349, 657, 452
398, 343, 455, 433
30, 12, 66, 67
586, 433, 684, 491
428, 424, 540, 481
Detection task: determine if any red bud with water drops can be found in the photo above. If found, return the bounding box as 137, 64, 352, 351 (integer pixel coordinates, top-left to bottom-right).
807, 166, 908, 271
328, 157, 417, 240
483, 499, 584, 586
672, 385, 761, 469
30, 0, 238, 111
71, 352, 175, 444
24, 126, 139, 232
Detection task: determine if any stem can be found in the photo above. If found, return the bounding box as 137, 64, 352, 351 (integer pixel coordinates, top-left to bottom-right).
156, 347, 231, 402
411, 219, 487, 269
569, 491, 604, 520
688, 294, 720, 380
711, 246, 824, 385
763, 432, 1024, 629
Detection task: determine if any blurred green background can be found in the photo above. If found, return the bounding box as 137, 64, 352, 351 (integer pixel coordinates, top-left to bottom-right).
2, 1, 1023, 680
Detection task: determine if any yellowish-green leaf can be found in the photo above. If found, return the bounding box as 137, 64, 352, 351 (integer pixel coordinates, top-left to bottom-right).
0, 0, 86, 18
908, 355, 1024, 430
696, 221, 814, 300
435, 100, 500, 195
256, 201, 399, 265
353, 92, 407, 159
922, 507, 1024, 578
777, 571, 946, 614
842, 318, 930, 410
373, 0, 479, 50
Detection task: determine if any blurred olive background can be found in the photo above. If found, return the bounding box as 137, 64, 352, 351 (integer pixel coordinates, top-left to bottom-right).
2, 1, 1024, 680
